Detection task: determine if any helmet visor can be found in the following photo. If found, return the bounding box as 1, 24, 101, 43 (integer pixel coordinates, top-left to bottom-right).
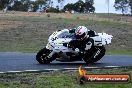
75, 33, 85, 40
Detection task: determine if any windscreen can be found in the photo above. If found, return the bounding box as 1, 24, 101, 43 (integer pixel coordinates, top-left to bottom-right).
58, 31, 76, 39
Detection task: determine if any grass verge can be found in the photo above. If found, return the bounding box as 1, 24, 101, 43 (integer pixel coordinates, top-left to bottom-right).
0, 68, 132, 88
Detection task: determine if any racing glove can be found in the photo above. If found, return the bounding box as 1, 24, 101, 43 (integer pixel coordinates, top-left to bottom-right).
75, 48, 80, 52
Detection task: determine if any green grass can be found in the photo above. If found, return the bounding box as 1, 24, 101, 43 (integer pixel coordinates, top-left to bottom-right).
0, 12, 132, 55
0, 68, 132, 88
107, 50, 132, 55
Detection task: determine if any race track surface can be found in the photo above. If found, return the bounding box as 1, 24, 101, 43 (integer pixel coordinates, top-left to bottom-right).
0, 52, 132, 72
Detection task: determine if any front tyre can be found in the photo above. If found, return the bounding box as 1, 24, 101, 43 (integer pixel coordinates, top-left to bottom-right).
36, 48, 55, 64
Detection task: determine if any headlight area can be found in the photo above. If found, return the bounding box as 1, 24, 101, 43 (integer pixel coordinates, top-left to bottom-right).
46, 43, 53, 50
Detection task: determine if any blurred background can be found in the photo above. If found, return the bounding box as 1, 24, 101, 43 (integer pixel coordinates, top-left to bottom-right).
0, 0, 132, 15
0, 0, 132, 54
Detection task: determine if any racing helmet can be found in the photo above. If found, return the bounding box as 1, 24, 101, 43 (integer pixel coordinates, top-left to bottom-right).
75, 26, 89, 40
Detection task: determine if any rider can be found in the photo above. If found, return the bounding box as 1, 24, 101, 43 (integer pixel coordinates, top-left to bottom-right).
68, 26, 96, 52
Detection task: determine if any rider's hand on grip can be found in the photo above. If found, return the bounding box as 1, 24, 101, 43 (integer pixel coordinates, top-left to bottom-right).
75, 48, 79, 52
68, 43, 73, 48
68, 40, 77, 48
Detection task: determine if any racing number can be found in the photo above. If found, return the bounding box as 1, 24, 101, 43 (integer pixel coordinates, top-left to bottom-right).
51, 37, 58, 41
52, 32, 57, 36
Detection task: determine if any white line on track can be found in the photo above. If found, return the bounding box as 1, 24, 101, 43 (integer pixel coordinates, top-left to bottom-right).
7, 71, 22, 73
0, 66, 122, 74
105, 66, 120, 67
24, 70, 40, 72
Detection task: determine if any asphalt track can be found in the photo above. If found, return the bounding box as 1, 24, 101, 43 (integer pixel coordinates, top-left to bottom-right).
0, 52, 132, 73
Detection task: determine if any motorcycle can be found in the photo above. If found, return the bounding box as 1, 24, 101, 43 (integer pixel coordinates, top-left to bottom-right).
36, 29, 113, 64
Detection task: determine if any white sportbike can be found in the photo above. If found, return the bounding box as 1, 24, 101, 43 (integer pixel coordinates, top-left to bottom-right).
36, 29, 113, 64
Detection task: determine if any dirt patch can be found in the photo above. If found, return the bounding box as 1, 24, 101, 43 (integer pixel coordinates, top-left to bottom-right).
0, 20, 23, 31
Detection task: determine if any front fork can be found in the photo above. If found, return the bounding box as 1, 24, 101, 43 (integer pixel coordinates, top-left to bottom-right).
47, 50, 55, 58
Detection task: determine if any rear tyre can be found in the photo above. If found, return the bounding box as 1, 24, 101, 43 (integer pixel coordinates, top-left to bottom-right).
93, 46, 106, 62
36, 48, 55, 64
83, 46, 106, 64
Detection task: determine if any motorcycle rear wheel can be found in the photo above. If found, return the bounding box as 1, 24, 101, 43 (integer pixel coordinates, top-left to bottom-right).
36, 48, 55, 64
83, 46, 106, 64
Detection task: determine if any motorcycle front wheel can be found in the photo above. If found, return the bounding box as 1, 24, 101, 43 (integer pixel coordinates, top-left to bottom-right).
36, 48, 55, 64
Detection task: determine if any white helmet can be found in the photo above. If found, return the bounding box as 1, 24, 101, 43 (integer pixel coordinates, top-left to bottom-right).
75, 26, 89, 40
